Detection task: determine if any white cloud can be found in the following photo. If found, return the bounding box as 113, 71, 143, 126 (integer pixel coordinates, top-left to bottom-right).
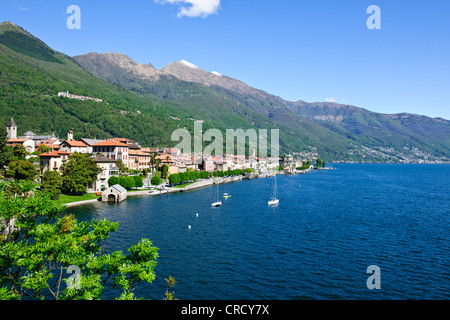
155, 0, 221, 18
325, 97, 337, 103
15, 4, 29, 11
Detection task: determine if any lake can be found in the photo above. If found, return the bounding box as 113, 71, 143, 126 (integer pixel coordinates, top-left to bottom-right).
65, 164, 450, 300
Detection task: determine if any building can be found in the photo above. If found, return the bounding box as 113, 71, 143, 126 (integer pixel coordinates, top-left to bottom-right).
92, 139, 130, 167
60, 139, 88, 154
202, 157, 215, 172
93, 157, 119, 192
6, 138, 35, 153
79, 138, 106, 154
101, 184, 127, 203
58, 91, 104, 103
38, 151, 71, 175
129, 150, 151, 171
280, 154, 295, 169
6, 118, 17, 139
21, 131, 60, 145
5, 118, 61, 147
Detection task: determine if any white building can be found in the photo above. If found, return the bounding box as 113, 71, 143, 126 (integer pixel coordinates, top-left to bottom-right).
93, 157, 119, 192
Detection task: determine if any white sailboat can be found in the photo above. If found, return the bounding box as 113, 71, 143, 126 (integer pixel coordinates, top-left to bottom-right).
268, 173, 279, 206
211, 179, 222, 207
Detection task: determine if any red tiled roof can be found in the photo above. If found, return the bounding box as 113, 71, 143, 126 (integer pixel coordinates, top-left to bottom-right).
63, 140, 87, 147
39, 151, 71, 157
92, 139, 129, 147
7, 138, 30, 143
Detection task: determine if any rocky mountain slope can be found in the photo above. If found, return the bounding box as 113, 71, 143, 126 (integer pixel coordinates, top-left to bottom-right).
1, 21, 448, 162
73, 51, 450, 163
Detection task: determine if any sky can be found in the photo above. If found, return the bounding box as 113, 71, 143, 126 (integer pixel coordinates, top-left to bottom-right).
1, 0, 449, 120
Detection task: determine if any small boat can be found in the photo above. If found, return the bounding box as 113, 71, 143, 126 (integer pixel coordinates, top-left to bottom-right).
222, 193, 231, 199
268, 173, 279, 206
211, 180, 222, 207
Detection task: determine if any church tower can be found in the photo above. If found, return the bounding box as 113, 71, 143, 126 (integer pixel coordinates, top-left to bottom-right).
6, 118, 17, 139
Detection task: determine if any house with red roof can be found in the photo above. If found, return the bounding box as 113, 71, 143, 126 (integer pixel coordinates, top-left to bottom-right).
59, 139, 88, 154
92, 139, 130, 167
38, 151, 71, 176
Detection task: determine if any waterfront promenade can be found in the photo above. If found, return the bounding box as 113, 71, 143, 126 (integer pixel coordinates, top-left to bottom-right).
64, 175, 244, 208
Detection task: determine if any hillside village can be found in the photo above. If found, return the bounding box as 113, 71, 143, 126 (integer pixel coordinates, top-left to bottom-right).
4, 117, 313, 193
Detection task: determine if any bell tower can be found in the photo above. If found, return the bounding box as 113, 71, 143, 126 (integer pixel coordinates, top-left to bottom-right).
6, 118, 17, 139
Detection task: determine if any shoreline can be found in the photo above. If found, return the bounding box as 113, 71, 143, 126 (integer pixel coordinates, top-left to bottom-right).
63, 168, 319, 209
63, 175, 245, 208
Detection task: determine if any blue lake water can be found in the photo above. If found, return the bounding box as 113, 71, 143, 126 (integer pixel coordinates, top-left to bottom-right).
65, 164, 450, 300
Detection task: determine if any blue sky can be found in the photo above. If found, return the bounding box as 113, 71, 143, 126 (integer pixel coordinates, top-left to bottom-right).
1, 0, 449, 119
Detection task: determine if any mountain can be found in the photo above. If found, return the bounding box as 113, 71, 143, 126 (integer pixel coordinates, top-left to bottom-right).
73, 51, 450, 163
74, 53, 363, 160
0, 22, 212, 147
2, 21, 449, 162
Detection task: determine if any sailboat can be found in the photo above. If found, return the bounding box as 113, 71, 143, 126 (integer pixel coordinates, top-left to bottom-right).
211, 179, 222, 207
268, 173, 279, 206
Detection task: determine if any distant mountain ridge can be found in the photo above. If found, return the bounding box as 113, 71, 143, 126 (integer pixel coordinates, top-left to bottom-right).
1, 21, 449, 163
73, 50, 450, 163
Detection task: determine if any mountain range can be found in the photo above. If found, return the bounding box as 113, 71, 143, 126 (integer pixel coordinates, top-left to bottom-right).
1, 21, 449, 163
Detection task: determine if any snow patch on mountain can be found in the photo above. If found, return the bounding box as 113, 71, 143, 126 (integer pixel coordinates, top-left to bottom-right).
179, 60, 199, 69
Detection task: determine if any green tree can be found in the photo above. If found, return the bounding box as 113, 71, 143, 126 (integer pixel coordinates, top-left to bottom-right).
132, 175, 143, 188
168, 173, 180, 185
12, 144, 27, 159
61, 153, 101, 194
38, 144, 52, 153
0, 189, 160, 300
148, 153, 160, 175
160, 164, 169, 179
316, 158, 323, 168
41, 170, 62, 200
125, 176, 135, 189
116, 160, 126, 173
108, 176, 119, 187
151, 175, 161, 186
0, 127, 11, 170
5, 160, 38, 181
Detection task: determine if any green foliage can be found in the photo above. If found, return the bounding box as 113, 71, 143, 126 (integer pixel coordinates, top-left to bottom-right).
316, 158, 325, 168
116, 176, 136, 190
0, 127, 11, 170
132, 175, 143, 188
0, 30, 62, 63
108, 176, 119, 187
38, 144, 51, 153
0, 189, 160, 300
12, 145, 26, 159
61, 153, 101, 194
164, 276, 178, 300
116, 160, 126, 173
41, 170, 62, 191
41, 170, 62, 200
160, 164, 169, 179
5, 160, 38, 181
150, 175, 161, 186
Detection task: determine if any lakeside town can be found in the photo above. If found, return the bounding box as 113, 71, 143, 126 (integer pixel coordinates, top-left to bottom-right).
2, 117, 319, 204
